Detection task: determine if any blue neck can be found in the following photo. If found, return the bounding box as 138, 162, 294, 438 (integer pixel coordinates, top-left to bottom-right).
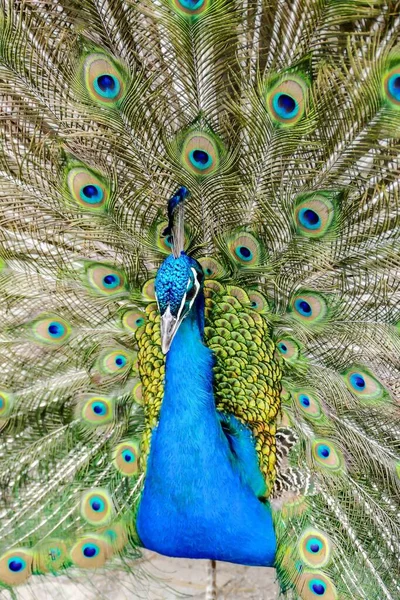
137, 295, 277, 566
162, 306, 217, 426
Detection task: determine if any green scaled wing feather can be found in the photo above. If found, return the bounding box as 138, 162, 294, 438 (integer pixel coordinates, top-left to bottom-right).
136, 275, 282, 493
0, 0, 399, 598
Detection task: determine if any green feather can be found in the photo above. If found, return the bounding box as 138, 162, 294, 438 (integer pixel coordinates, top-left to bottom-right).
0, 0, 399, 598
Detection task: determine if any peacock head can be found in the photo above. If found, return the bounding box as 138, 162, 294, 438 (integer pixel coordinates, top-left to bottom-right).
155, 252, 204, 354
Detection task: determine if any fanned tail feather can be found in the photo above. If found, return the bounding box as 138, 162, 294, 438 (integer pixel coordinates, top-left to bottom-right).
0, 0, 399, 598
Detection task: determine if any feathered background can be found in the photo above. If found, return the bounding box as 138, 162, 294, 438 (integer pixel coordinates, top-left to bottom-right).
0, 0, 399, 598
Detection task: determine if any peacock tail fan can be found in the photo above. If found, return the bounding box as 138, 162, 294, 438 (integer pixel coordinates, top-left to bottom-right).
0, 0, 399, 598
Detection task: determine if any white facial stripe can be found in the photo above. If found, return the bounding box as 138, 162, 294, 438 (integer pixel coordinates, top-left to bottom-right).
188, 268, 200, 311
177, 293, 186, 321
177, 269, 200, 320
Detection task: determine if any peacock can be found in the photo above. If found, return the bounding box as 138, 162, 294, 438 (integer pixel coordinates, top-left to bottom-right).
0, 0, 399, 598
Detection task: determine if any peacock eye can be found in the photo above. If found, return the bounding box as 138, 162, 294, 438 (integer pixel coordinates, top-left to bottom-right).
81, 184, 103, 203
389, 74, 400, 100
172, 0, 210, 16
189, 149, 212, 170
383, 66, 400, 107
274, 93, 299, 119
82, 54, 126, 105
31, 316, 72, 345
180, 130, 221, 176
66, 167, 109, 211
94, 74, 120, 98
85, 263, 126, 296
235, 245, 253, 261
227, 231, 263, 267
265, 74, 309, 126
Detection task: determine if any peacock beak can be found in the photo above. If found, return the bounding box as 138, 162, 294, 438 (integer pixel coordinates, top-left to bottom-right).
160, 305, 181, 354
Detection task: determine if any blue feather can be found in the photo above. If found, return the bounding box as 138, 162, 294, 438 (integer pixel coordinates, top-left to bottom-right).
163, 186, 190, 237
137, 306, 276, 566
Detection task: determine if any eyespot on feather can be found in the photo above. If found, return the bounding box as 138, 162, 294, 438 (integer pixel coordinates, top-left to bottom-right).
31, 316, 72, 345
294, 390, 322, 419
266, 74, 309, 126
296, 571, 337, 600
171, 0, 210, 17
342, 366, 385, 401
289, 292, 328, 325
298, 529, 332, 568
0, 549, 33, 586
199, 257, 225, 279
85, 263, 127, 296
180, 131, 221, 177
121, 309, 146, 332
294, 193, 335, 238
96, 348, 133, 376
226, 231, 264, 267
0, 389, 14, 418
276, 337, 300, 362
311, 439, 344, 472
66, 167, 109, 211
383, 64, 400, 108
70, 535, 110, 569
81, 489, 113, 525
33, 539, 68, 573
99, 522, 128, 553
82, 54, 126, 104
79, 395, 114, 426
112, 440, 140, 476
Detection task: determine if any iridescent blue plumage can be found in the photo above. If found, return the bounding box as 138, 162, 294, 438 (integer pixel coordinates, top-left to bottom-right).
155, 253, 201, 317
137, 252, 277, 566
163, 186, 190, 238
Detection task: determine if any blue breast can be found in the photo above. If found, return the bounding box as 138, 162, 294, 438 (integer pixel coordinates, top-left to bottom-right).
136, 316, 276, 567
